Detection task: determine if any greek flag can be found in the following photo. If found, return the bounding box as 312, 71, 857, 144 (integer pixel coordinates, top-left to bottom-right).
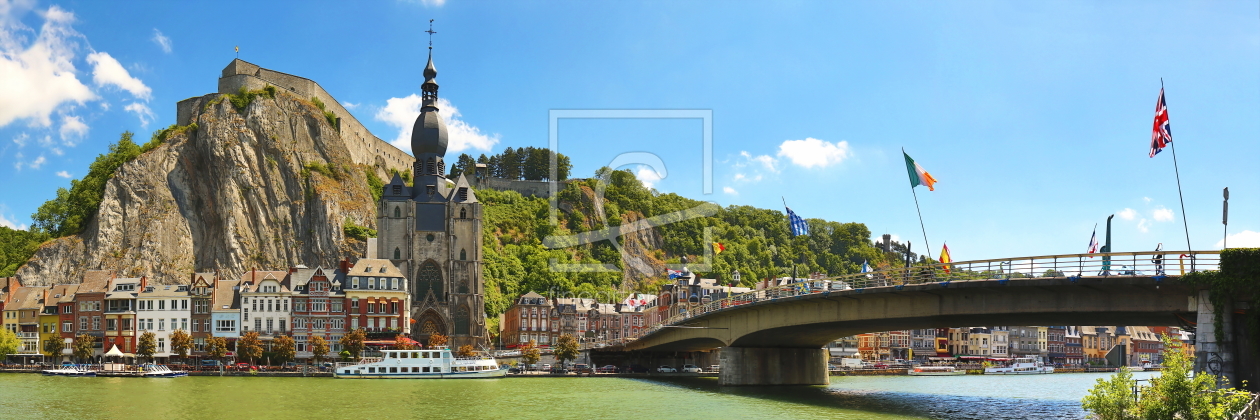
861, 260, 872, 279
786, 206, 809, 237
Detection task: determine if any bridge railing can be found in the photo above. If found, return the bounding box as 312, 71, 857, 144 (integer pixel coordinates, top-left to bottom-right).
642, 251, 1219, 339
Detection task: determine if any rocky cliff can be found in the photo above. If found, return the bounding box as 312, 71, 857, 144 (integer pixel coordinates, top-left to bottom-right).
17, 90, 377, 285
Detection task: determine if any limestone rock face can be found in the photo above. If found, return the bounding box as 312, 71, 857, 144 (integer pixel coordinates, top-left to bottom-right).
17, 92, 376, 285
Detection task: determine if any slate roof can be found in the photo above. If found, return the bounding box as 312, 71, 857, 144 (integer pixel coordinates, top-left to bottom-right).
346, 259, 405, 279
213, 278, 242, 312
79, 270, 115, 294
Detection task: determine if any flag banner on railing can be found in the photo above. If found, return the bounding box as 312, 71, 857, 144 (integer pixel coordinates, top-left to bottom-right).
939, 244, 952, 274
1087, 228, 1099, 257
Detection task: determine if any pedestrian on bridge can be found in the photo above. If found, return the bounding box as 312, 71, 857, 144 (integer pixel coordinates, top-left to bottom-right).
1152, 243, 1165, 275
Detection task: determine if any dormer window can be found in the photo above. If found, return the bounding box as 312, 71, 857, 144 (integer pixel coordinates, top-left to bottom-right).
379, 266, 386, 273
392, 185, 402, 196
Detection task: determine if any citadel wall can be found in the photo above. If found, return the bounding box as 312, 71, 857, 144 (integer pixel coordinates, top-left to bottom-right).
176, 59, 414, 174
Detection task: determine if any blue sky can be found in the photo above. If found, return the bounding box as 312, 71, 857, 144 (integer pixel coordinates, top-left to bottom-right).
0, 0, 1256, 262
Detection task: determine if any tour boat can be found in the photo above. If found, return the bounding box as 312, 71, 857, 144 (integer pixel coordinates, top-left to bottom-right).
139, 364, 188, 377
41, 364, 97, 377
334, 347, 506, 379
983, 358, 1054, 375
908, 365, 965, 376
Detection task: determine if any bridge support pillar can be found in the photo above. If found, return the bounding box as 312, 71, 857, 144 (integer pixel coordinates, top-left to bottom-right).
718, 347, 828, 386
1194, 289, 1236, 386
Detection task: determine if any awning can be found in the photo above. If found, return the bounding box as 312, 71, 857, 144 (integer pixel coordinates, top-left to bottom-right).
105, 345, 125, 357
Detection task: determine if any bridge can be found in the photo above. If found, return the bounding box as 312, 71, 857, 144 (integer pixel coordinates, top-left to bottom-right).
599, 251, 1234, 386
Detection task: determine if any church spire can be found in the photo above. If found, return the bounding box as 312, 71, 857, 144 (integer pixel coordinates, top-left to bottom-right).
422, 19, 439, 110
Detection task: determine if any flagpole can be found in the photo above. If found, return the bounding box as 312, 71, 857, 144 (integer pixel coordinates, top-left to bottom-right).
1164, 79, 1193, 269
910, 186, 933, 262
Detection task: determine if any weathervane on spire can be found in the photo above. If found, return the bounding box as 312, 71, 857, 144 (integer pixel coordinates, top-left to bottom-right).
426, 19, 436, 49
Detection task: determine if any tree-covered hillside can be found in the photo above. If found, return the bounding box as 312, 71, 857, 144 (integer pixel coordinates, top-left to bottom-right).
478, 167, 890, 319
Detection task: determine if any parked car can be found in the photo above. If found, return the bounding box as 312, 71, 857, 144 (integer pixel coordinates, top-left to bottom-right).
541, 364, 552, 371
708, 365, 721, 372
657, 365, 677, 373
573, 364, 592, 374
549, 366, 569, 374
681, 364, 703, 373
625, 365, 649, 373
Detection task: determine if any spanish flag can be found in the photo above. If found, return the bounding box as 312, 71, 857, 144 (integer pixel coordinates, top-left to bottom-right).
712, 242, 726, 254
939, 243, 952, 274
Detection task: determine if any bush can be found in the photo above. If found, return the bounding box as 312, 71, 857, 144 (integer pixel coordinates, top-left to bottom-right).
1082, 334, 1250, 420
31, 132, 143, 237
343, 219, 376, 241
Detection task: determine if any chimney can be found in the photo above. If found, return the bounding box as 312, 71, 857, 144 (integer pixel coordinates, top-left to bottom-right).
140, 276, 148, 290
340, 257, 351, 274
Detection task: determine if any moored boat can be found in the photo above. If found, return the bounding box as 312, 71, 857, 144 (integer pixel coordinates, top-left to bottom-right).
908, 365, 965, 376
334, 346, 505, 379
983, 357, 1054, 374
41, 364, 97, 377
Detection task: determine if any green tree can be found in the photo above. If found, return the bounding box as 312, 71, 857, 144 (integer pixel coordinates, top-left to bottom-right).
136, 332, 157, 362
1082, 334, 1250, 420
206, 336, 228, 361
237, 331, 263, 364
71, 334, 94, 362
0, 328, 21, 360
339, 328, 366, 360
31, 132, 145, 237
271, 335, 296, 365
1081, 366, 1138, 420
169, 329, 193, 361
521, 339, 541, 367
0, 226, 49, 277
555, 334, 579, 368
42, 335, 65, 358
309, 335, 329, 363
450, 153, 477, 177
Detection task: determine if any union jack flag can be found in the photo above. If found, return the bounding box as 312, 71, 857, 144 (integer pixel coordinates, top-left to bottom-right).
1150, 87, 1172, 158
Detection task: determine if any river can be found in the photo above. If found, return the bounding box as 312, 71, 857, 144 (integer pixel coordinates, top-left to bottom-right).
0, 371, 1157, 419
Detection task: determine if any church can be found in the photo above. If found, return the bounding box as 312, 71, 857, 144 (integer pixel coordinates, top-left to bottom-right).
376, 47, 486, 348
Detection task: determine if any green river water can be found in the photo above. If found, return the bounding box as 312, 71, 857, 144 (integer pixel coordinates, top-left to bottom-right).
0, 371, 1159, 419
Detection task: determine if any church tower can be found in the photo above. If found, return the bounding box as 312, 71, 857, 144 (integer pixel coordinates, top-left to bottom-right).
376, 42, 486, 348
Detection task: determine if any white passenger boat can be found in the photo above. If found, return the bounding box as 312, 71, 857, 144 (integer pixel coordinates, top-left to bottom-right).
334, 347, 506, 379
908, 365, 965, 376
139, 364, 188, 377
983, 358, 1054, 375
41, 364, 97, 377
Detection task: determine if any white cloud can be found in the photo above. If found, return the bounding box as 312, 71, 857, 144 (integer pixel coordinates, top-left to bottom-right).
86, 51, 151, 100
403, 0, 447, 6
55, 170, 70, 178
635, 166, 663, 189
58, 114, 87, 142
0, 5, 96, 127
151, 28, 171, 53
99, 102, 109, 111
722, 186, 738, 195
776, 137, 851, 169
28, 155, 44, 169
1143, 197, 1152, 204
739, 151, 778, 173
1137, 219, 1150, 233
342, 101, 360, 110
12, 132, 27, 147
1217, 230, 1260, 249
375, 95, 499, 155
12, 152, 22, 170
124, 102, 155, 127
0, 210, 26, 230
1153, 207, 1174, 222
1117, 208, 1138, 221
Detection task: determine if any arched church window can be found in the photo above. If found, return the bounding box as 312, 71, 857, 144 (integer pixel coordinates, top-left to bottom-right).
394, 206, 401, 218
454, 305, 470, 336
459, 249, 466, 261
393, 248, 401, 260
460, 208, 467, 219
415, 261, 443, 301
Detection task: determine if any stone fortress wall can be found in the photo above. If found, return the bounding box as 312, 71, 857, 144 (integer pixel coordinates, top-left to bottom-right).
176, 59, 414, 174
175, 59, 569, 198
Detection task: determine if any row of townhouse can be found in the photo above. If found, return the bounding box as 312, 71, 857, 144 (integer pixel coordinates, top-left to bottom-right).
500, 292, 658, 347
846, 325, 1185, 366
1, 257, 411, 361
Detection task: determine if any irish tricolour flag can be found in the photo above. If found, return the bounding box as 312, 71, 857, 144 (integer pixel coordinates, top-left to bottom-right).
903, 151, 938, 191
